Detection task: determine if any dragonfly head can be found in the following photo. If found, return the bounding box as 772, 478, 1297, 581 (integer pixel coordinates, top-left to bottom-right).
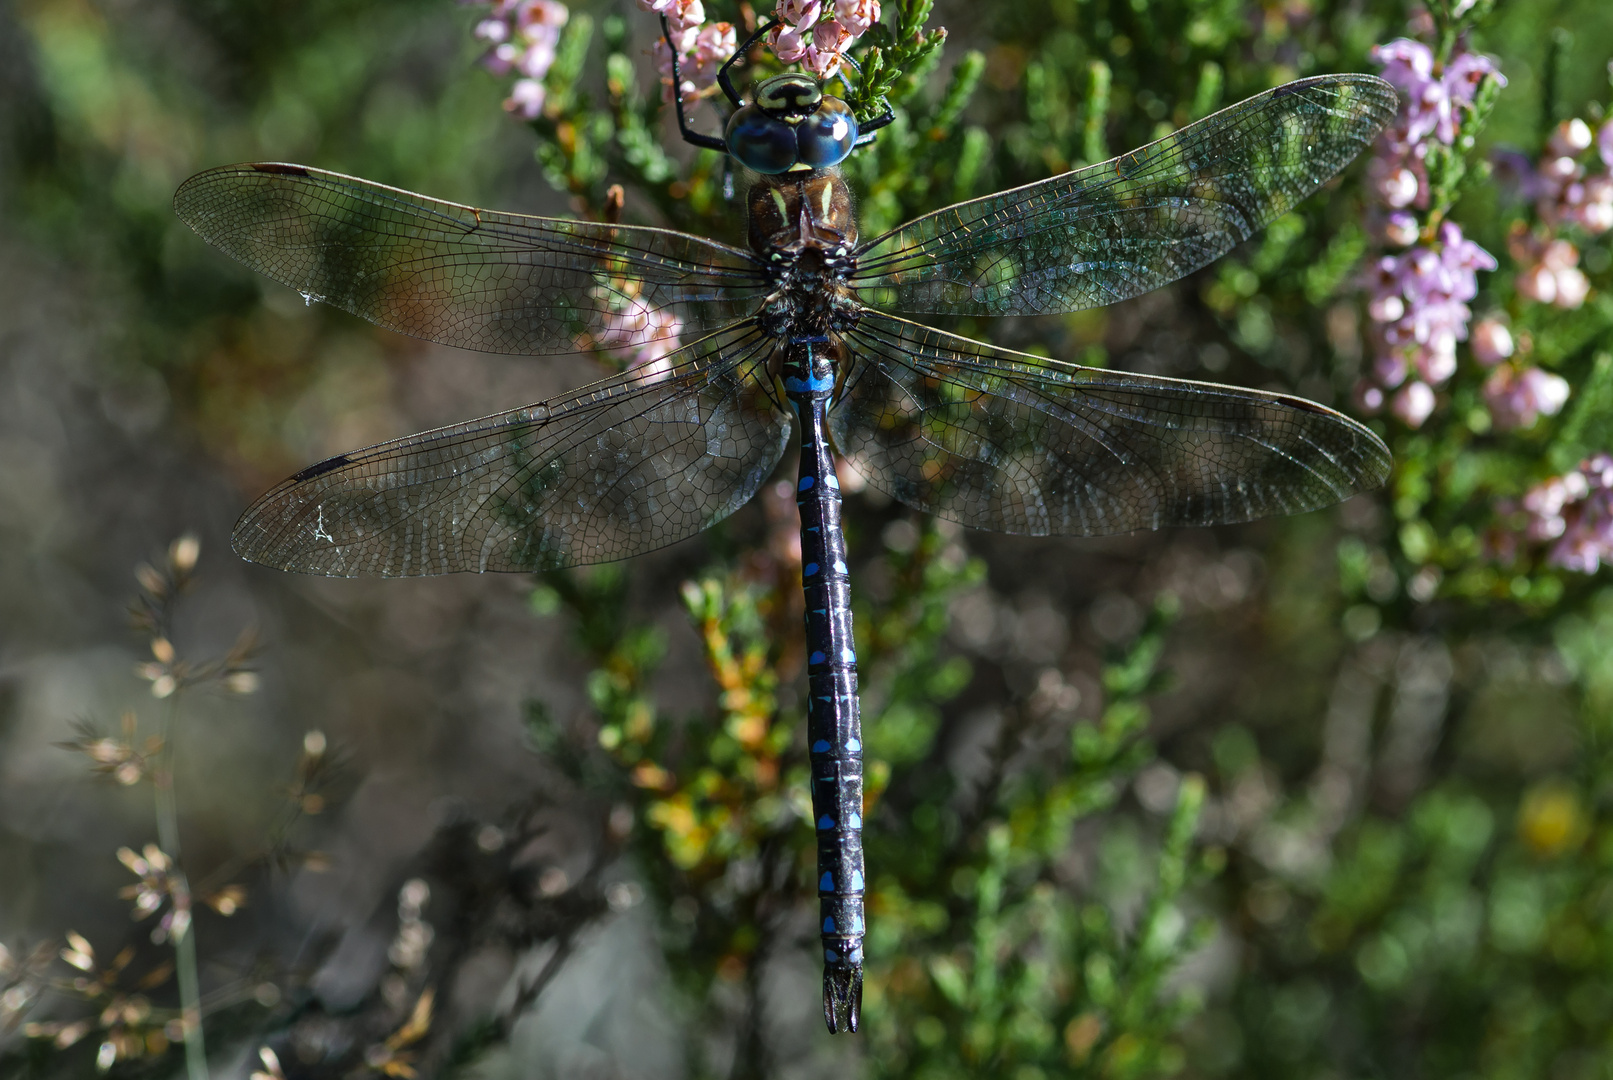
725, 74, 858, 175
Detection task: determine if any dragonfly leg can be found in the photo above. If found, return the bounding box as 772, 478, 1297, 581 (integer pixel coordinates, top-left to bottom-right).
661, 15, 727, 152
716, 19, 778, 109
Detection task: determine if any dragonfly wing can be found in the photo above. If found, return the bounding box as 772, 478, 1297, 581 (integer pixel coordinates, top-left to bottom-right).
175, 164, 767, 356
830, 314, 1389, 536
234, 324, 789, 575
853, 74, 1398, 316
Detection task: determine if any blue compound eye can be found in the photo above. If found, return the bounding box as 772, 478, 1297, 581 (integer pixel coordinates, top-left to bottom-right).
797, 97, 858, 169
726, 104, 797, 174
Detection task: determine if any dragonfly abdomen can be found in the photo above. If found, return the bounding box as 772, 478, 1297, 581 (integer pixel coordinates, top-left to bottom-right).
785, 338, 866, 1034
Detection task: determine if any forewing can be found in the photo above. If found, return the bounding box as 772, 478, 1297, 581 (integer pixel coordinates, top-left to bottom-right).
175, 164, 767, 355
831, 314, 1390, 536
234, 324, 789, 575
854, 75, 1398, 316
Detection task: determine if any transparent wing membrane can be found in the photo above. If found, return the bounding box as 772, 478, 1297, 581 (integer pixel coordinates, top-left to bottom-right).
853, 75, 1397, 317
175, 164, 768, 356
233, 324, 789, 575
831, 313, 1391, 536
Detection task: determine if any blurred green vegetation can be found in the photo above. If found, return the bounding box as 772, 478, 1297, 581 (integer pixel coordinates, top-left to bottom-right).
5, 0, 1613, 1077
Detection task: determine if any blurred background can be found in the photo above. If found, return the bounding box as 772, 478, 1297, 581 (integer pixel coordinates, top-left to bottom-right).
3, 0, 1613, 1077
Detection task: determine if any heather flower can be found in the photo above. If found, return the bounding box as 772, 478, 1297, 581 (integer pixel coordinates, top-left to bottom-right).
474, 0, 570, 116
1483, 363, 1570, 430
1370, 38, 1504, 195
1548, 118, 1593, 157
835, 0, 880, 36
1361, 219, 1494, 425
1383, 210, 1420, 247
1500, 115, 1613, 234
663, 0, 704, 34
1601, 120, 1613, 168
504, 78, 546, 119
644, 0, 877, 105
1510, 226, 1591, 308
769, 23, 809, 64
1358, 40, 1502, 427
642, 0, 734, 103
1577, 175, 1613, 232
473, 17, 509, 43
805, 18, 853, 78
1512, 456, 1613, 573
1391, 380, 1436, 427
690, 22, 737, 88
1470, 318, 1513, 366
766, 0, 879, 82
777, 0, 822, 25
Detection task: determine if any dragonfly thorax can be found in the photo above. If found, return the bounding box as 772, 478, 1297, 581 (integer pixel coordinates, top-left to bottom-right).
747, 170, 858, 257
748, 170, 861, 341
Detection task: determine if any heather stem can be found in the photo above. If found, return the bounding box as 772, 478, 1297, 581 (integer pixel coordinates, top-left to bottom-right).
154, 698, 209, 1080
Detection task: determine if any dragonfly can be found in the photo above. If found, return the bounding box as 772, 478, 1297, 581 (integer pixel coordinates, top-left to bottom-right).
174, 16, 1397, 1034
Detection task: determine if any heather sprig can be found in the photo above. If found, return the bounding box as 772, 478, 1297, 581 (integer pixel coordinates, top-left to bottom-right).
1356, 36, 1504, 427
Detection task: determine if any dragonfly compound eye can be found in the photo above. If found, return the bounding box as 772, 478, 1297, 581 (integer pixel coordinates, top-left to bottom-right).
796, 97, 858, 169
725, 104, 799, 174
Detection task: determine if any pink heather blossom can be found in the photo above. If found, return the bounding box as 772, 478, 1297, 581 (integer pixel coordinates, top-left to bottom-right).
1502, 115, 1613, 232
804, 19, 853, 78
1548, 118, 1594, 157
1359, 40, 1502, 425
1354, 381, 1387, 413
1378, 166, 1421, 207
516, 0, 568, 30
690, 23, 737, 87
1510, 228, 1592, 309
662, 0, 704, 33
1511, 456, 1613, 573
1371, 39, 1504, 158
1483, 364, 1570, 429
770, 23, 809, 63
1576, 175, 1613, 232
476, 0, 568, 109
1391, 381, 1437, 426
640, 0, 737, 104
1516, 262, 1557, 304
1417, 339, 1457, 384
763, 0, 878, 82
516, 39, 558, 79
1368, 291, 1405, 324
1470, 318, 1514, 366
1556, 266, 1590, 308
1362, 219, 1494, 421
1383, 211, 1420, 247
835, 0, 880, 36
1367, 38, 1504, 211
1373, 351, 1408, 388
777, 0, 823, 25
504, 78, 547, 118
474, 17, 510, 43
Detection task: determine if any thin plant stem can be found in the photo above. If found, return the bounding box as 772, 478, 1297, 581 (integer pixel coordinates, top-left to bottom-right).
154, 697, 209, 1080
